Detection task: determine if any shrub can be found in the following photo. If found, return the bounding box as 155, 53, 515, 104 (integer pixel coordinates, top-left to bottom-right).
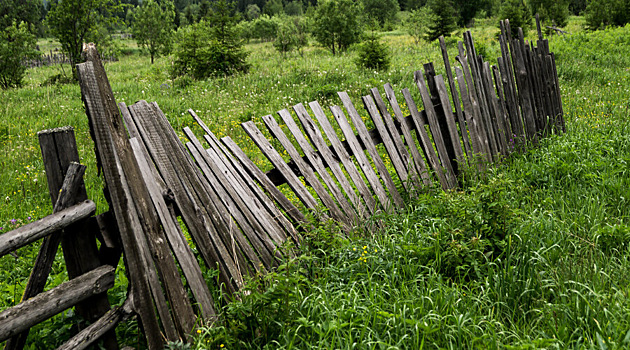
171, 21, 249, 79
171, 0, 249, 79
498, 0, 532, 38
426, 0, 457, 41
585, 0, 630, 30
355, 32, 390, 71
0, 21, 38, 89
406, 6, 436, 44
250, 15, 278, 41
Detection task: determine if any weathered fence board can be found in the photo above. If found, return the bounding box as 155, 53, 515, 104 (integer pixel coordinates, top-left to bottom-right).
0, 266, 115, 342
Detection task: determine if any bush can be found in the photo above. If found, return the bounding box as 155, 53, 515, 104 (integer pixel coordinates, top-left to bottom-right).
0, 21, 38, 89
426, 0, 457, 41
585, 0, 630, 30
250, 15, 278, 41
355, 32, 390, 71
498, 0, 532, 38
171, 21, 249, 79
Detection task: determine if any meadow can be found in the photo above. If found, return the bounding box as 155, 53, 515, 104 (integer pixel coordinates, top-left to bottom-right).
1, 16, 629, 349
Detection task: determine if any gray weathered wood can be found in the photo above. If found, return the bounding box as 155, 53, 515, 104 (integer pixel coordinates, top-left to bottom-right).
383, 84, 432, 187
220, 136, 307, 227
262, 113, 351, 227
242, 121, 321, 212
184, 131, 277, 268
339, 92, 404, 208
56, 299, 133, 350
129, 101, 244, 294
0, 200, 95, 258
370, 88, 422, 192
293, 103, 369, 219
309, 101, 378, 215
401, 88, 450, 189
434, 75, 465, 170
439, 36, 472, 159
277, 109, 357, 223
77, 53, 163, 349
0, 265, 115, 342
412, 73, 458, 188
130, 138, 216, 320
362, 93, 414, 194
329, 105, 392, 212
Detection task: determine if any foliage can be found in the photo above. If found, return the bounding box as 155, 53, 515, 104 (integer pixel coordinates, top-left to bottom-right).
284, 1, 304, 16
355, 32, 391, 71
245, 4, 261, 20
362, 0, 400, 28
453, 0, 490, 27
171, 0, 249, 79
498, 0, 532, 38
0, 0, 41, 34
132, 0, 175, 64
405, 6, 435, 44
250, 15, 279, 41
569, 0, 587, 15
273, 16, 308, 56
0, 21, 39, 89
263, 0, 284, 16
46, 0, 122, 78
311, 0, 362, 55
530, 0, 570, 27
426, 0, 457, 41
585, 0, 630, 30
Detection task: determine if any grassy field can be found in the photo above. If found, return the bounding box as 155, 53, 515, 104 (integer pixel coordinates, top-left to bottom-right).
1, 17, 629, 349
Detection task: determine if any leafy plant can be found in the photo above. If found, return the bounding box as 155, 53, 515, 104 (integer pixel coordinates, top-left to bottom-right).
132, 0, 175, 64
355, 32, 391, 71
0, 21, 39, 89
311, 0, 362, 55
170, 0, 249, 79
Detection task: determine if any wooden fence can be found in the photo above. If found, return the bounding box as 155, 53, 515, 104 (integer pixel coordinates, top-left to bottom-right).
0, 18, 564, 349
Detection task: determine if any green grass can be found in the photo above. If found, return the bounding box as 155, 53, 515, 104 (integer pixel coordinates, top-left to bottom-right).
1, 19, 629, 349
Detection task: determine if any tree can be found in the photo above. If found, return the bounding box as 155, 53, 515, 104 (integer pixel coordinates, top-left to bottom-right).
246, 4, 261, 19
498, 0, 531, 38
133, 0, 175, 63
529, 0, 569, 27
46, 0, 122, 77
585, 0, 630, 30
171, 0, 249, 79
362, 0, 399, 28
426, 0, 457, 41
0, 21, 39, 89
406, 6, 435, 44
355, 32, 390, 71
312, 0, 362, 55
0, 0, 40, 34
453, 0, 490, 27
263, 0, 284, 16
273, 15, 308, 55
285, 1, 304, 16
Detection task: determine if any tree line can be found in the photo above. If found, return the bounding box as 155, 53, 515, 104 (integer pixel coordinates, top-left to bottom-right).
1, 0, 629, 89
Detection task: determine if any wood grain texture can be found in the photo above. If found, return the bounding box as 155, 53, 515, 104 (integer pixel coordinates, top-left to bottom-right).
0, 266, 115, 342
339, 92, 404, 208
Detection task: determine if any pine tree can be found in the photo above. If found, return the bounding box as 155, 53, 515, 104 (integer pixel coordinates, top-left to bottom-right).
426, 0, 457, 41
